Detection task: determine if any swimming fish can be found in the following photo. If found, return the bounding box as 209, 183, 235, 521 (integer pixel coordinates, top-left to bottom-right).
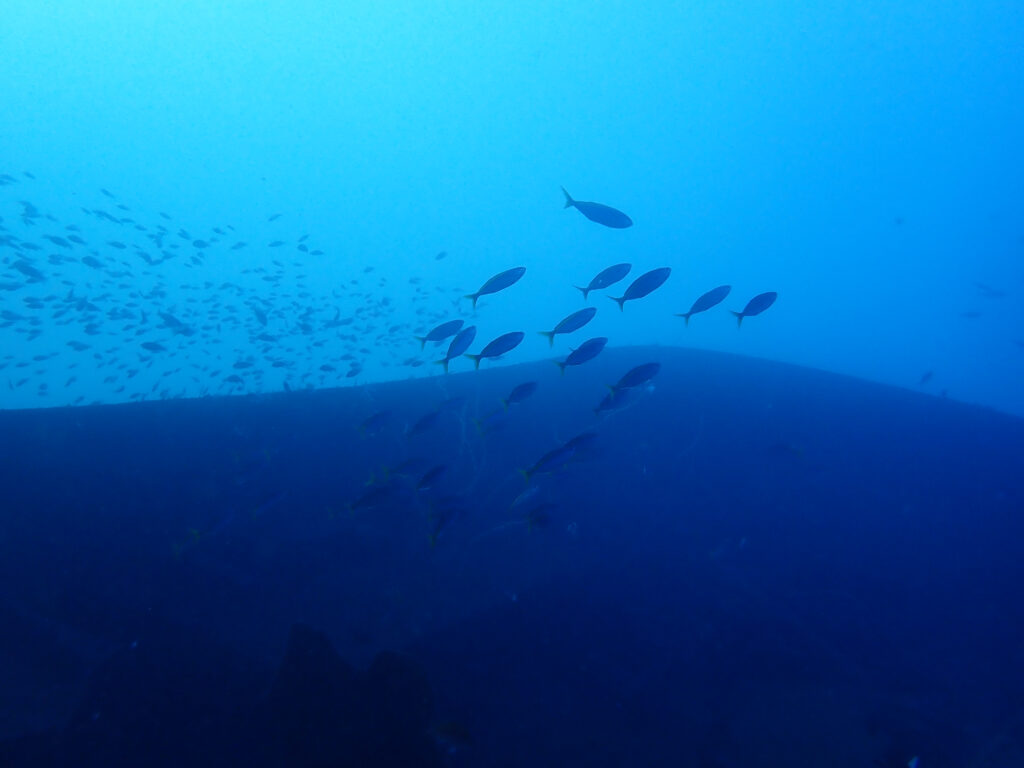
609, 267, 671, 311
561, 187, 633, 229
437, 326, 477, 373
556, 337, 607, 375
676, 285, 731, 325
731, 291, 777, 327
610, 362, 660, 392
501, 381, 538, 410
465, 331, 525, 369
575, 263, 631, 301
464, 267, 526, 308
415, 319, 463, 349
538, 307, 596, 346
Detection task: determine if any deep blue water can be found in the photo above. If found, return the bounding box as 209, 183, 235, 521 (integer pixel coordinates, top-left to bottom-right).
3, 2, 1024, 766
1, 347, 1022, 766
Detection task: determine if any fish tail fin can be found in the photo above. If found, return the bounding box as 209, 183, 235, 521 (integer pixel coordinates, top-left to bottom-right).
730, 311, 744, 328
609, 295, 626, 312
463, 292, 479, 309
465, 354, 481, 370
561, 186, 574, 208
415, 335, 427, 350
518, 468, 531, 483
555, 361, 566, 376
538, 330, 555, 347
500, 398, 510, 411
434, 358, 450, 373
575, 285, 590, 301
676, 312, 692, 326
428, 532, 438, 548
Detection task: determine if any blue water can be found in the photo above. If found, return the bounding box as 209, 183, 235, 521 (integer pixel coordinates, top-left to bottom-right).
2, 2, 1023, 766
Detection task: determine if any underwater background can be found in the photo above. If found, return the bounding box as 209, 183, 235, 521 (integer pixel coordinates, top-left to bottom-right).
2, 1, 1023, 766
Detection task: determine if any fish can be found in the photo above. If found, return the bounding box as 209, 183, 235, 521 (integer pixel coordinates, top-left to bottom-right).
360, 411, 391, 436
731, 291, 777, 327
561, 187, 633, 229
538, 307, 596, 346
465, 331, 525, 369
464, 267, 526, 308
521, 443, 576, 481
556, 337, 607, 375
676, 285, 731, 325
415, 319, 463, 349
416, 464, 447, 492
437, 325, 477, 373
575, 263, 631, 301
594, 385, 643, 415
610, 362, 660, 392
609, 267, 670, 310
407, 409, 442, 438
501, 381, 538, 409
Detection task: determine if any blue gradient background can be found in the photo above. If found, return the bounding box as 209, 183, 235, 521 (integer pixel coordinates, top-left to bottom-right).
3, 0, 1023, 413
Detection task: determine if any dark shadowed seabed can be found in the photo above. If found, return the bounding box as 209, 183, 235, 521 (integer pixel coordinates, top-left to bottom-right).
1, 346, 1022, 767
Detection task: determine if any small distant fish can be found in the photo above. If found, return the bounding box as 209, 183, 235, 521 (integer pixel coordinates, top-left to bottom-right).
501, 381, 538, 410
973, 281, 1006, 299
465, 331, 525, 369
556, 337, 607, 375
676, 285, 731, 325
609, 267, 671, 311
465, 267, 526, 309
437, 326, 477, 373
918, 370, 934, 386
415, 319, 463, 349
576, 263, 631, 301
959, 310, 982, 319
731, 292, 777, 327
434, 251, 448, 261
538, 307, 596, 346
561, 187, 633, 229
267, 213, 282, 222
141, 341, 167, 353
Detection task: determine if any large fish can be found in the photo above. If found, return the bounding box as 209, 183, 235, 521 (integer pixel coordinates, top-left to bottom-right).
556, 337, 607, 375
465, 331, 525, 369
676, 285, 731, 326
609, 267, 671, 311
731, 291, 777, 327
561, 188, 633, 229
610, 362, 660, 392
465, 267, 526, 308
415, 319, 463, 349
437, 325, 477, 373
576, 263, 631, 301
538, 307, 596, 347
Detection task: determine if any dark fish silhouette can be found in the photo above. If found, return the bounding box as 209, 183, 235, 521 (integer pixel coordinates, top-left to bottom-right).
610, 362, 660, 392
538, 307, 596, 346
465, 267, 526, 308
561, 188, 633, 229
576, 263, 631, 301
731, 292, 778, 327
609, 267, 671, 311
556, 337, 607, 375
501, 381, 538, 410
465, 331, 525, 370
676, 285, 731, 326
437, 326, 477, 373
415, 319, 463, 349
